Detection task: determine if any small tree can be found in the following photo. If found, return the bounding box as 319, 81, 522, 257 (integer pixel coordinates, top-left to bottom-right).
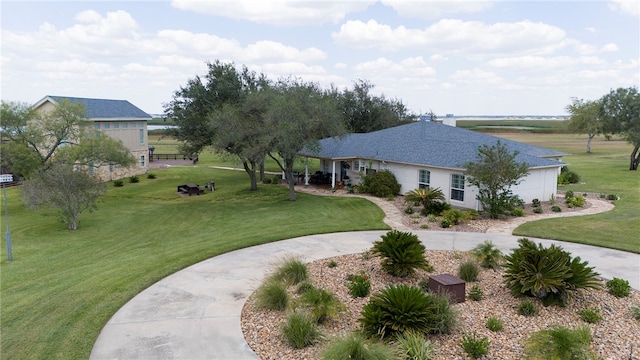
22, 163, 106, 230
464, 141, 529, 219
565, 98, 603, 154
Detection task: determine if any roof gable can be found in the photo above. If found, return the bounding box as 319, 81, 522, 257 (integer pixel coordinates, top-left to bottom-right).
35, 96, 151, 120
300, 121, 566, 169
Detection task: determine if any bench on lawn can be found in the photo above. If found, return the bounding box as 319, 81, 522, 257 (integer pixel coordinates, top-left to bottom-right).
177, 183, 204, 196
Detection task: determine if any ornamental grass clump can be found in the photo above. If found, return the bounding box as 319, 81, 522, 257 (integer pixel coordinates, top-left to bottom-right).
524, 325, 597, 360
281, 313, 320, 349
577, 307, 603, 324
470, 240, 502, 270
458, 260, 480, 282
299, 287, 344, 324
255, 280, 289, 311
320, 333, 399, 360
503, 238, 601, 306
394, 331, 436, 360
485, 316, 503, 332
371, 230, 433, 277
271, 257, 308, 285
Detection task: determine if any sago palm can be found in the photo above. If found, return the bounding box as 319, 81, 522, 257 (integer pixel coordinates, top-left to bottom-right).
405, 187, 445, 209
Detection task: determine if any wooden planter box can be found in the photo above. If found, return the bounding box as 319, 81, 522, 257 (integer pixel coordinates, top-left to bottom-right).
428, 273, 466, 303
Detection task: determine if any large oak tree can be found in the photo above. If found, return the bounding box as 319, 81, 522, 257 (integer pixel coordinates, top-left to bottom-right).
599, 87, 640, 170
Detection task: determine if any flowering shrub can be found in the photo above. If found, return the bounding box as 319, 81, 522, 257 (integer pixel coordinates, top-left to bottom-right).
346, 271, 371, 298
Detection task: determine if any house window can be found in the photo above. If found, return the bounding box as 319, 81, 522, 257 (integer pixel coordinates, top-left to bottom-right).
139, 129, 145, 144
357, 160, 367, 173
94, 123, 100, 130
131, 122, 136, 128
104, 123, 110, 129
122, 123, 128, 129
451, 174, 465, 202
113, 123, 119, 129
418, 170, 430, 189
140, 155, 145, 167
88, 163, 95, 177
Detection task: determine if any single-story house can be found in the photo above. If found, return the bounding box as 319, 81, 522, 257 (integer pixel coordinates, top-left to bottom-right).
299, 120, 566, 210
32, 95, 151, 180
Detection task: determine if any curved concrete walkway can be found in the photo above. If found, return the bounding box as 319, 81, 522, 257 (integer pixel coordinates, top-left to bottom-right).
91, 197, 637, 360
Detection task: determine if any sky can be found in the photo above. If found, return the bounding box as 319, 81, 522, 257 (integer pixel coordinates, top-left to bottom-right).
1, 1, 638, 116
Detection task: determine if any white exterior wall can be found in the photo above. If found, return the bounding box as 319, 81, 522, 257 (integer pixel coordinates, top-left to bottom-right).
337, 158, 560, 210
511, 167, 559, 203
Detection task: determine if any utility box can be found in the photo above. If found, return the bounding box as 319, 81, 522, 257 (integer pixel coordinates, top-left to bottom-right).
428, 273, 466, 303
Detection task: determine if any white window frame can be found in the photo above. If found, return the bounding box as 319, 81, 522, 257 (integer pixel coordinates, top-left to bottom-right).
104, 123, 110, 129
139, 128, 145, 144
418, 169, 430, 189
140, 155, 146, 167
451, 174, 465, 202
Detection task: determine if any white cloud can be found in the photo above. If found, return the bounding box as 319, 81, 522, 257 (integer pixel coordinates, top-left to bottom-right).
243, 41, 326, 62
609, 0, 640, 17
601, 43, 620, 52
333, 19, 568, 55
381, 0, 494, 18
170, 0, 374, 26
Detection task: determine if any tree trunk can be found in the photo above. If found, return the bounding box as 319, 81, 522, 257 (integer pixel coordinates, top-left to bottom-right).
630, 145, 639, 171
68, 214, 78, 230
285, 161, 296, 201
259, 161, 265, 181
586, 133, 595, 153
243, 160, 258, 190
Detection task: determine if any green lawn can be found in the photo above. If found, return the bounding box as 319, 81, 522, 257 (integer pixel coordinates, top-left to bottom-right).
0, 165, 387, 359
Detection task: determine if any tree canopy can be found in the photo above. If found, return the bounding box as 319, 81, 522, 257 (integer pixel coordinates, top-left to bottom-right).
166, 61, 418, 198
464, 141, 530, 219
599, 87, 640, 170
565, 97, 603, 153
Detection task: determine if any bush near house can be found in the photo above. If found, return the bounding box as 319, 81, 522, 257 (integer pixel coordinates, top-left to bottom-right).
358, 170, 401, 198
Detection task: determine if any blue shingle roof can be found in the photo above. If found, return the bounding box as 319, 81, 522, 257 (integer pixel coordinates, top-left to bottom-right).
300, 121, 566, 169
47, 96, 151, 120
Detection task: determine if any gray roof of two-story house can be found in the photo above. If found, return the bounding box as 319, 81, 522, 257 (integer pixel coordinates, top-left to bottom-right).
38, 96, 151, 120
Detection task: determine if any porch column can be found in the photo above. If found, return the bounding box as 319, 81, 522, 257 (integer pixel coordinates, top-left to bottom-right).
331, 160, 336, 189
304, 158, 309, 185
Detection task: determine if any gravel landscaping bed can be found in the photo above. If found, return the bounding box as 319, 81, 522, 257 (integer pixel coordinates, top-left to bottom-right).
241, 249, 639, 359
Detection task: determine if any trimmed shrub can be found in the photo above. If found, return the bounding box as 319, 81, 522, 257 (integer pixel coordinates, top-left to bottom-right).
533, 206, 543, 214
460, 332, 489, 359
371, 230, 432, 277
321, 333, 398, 360
577, 307, 603, 324
300, 287, 344, 324
281, 313, 320, 349
146, 173, 157, 179
346, 271, 371, 298
128, 175, 139, 183
551, 205, 562, 212
524, 326, 596, 360
262, 177, 272, 184
486, 316, 503, 332
517, 299, 539, 317
359, 170, 400, 198
468, 284, 483, 301
440, 219, 451, 228
271, 257, 308, 285
458, 261, 480, 282
113, 179, 124, 187
509, 207, 525, 217
532, 198, 541, 207
606, 277, 631, 298
606, 194, 618, 200
255, 280, 289, 311
359, 284, 457, 339
470, 240, 502, 270
503, 238, 601, 306
395, 331, 436, 360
